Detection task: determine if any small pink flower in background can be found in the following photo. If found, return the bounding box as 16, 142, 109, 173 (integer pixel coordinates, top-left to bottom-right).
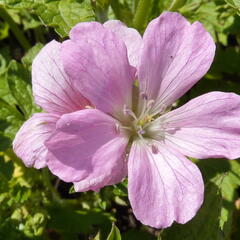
13, 12, 240, 228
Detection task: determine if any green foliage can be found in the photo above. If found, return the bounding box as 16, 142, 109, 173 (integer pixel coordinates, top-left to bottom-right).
225, 0, 240, 14
0, 21, 9, 39
1, 0, 95, 37
106, 224, 121, 240
35, 0, 94, 37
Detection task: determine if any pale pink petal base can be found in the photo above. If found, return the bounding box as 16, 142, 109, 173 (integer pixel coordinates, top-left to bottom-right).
46, 109, 128, 183
159, 92, 240, 159
128, 140, 204, 228
13, 113, 58, 168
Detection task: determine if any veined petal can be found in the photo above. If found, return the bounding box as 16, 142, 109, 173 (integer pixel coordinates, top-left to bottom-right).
73, 137, 128, 192
32, 40, 90, 115
103, 20, 142, 68
13, 113, 58, 169
138, 12, 215, 114
157, 92, 240, 159
61, 22, 135, 117
128, 140, 204, 228
46, 109, 128, 183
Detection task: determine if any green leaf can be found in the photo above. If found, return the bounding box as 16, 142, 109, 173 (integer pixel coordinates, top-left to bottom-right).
68, 185, 76, 194
35, 0, 94, 37
0, 21, 9, 40
225, 0, 240, 14
0, 156, 14, 180
7, 60, 39, 118
0, 132, 12, 151
48, 206, 112, 235
1, 0, 94, 37
93, 231, 101, 240
21, 43, 43, 68
197, 159, 240, 238
122, 229, 155, 240
0, 57, 39, 149
0, 53, 10, 98
110, 0, 134, 25
107, 223, 121, 240
0, 0, 37, 9
168, 0, 187, 11
0, 98, 23, 139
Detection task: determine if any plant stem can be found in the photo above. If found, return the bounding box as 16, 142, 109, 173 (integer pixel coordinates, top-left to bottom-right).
0, 6, 31, 51
42, 168, 80, 208
133, 0, 151, 30
42, 168, 63, 205
168, 0, 186, 11
95, 6, 108, 23
133, 0, 139, 12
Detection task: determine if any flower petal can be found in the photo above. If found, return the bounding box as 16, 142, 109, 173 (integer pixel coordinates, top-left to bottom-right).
138, 12, 215, 114
46, 109, 128, 183
13, 113, 58, 169
157, 92, 240, 159
73, 137, 128, 192
103, 20, 142, 68
61, 22, 135, 117
32, 40, 90, 115
128, 140, 204, 228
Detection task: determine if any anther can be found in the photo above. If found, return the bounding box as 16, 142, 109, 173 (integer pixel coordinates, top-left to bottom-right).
115, 123, 120, 133
85, 105, 93, 109
151, 144, 159, 154
140, 92, 148, 100
123, 104, 130, 115
138, 129, 145, 135
147, 99, 155, 108
123, 104, 138, 121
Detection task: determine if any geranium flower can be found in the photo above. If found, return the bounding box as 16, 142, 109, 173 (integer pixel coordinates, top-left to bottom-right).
13, 12, 240, 228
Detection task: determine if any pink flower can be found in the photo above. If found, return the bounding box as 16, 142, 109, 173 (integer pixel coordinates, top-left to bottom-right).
13, 12, 240, 228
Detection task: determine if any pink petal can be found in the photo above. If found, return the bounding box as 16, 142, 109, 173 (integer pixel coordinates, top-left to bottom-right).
128, 140, 204, 228
73, 137, 128, 192
60, 22, 135, 117
13, 113, 58, 169
103, 20, 142, 68
32, 40, 90, 115
138, 12, 215, 114
46, 109, 128, 183
157, 92, 240, 159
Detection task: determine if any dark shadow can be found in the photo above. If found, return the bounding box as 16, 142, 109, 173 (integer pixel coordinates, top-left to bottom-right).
196, 158, 231, 183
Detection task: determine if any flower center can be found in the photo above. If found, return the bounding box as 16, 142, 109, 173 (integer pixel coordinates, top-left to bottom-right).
118, 95, 157, 140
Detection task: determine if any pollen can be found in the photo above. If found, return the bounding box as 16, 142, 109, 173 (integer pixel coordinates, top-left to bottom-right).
85, 105, 94, 109
138, 115, 154, 126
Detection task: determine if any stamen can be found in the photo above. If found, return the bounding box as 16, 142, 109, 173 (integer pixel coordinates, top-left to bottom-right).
115, 122, 132, 135
123, 104, 138, 121
123, 104, 128, 115
85, 105, 94, 109
151, 144, 159, 154
138, 98, 155, 122
147, 99, 155, 108
115, 123, 120, 133
140, 92, 148, 100
137, 129, 145, 135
